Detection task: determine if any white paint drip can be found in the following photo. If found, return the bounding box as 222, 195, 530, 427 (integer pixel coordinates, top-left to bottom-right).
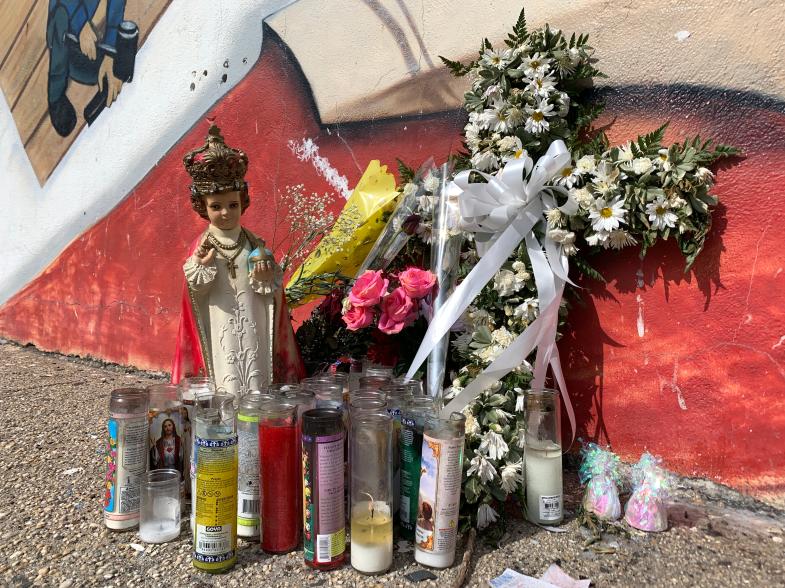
675, 30, 691, 42
636, 294, 645, 338
288, 138, 351, 199
773, 335, 785, 350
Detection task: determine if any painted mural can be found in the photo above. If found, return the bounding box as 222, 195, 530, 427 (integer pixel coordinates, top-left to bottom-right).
0, 0, 783, 505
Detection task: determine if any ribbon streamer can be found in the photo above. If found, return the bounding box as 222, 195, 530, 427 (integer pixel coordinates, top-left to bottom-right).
404, 140, 577, 447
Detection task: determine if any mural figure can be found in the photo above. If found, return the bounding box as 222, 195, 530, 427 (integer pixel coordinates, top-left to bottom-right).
171, 124, 305, 396
46, 0, 139, 136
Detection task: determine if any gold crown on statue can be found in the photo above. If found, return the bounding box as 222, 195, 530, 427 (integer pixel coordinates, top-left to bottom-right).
183, 124, 249, 196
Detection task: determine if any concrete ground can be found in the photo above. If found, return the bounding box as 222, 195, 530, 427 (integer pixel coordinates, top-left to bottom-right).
0, 340, 783, 587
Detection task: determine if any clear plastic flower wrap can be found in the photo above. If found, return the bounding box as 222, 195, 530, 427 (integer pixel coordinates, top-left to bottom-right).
579, 443, 622, 520
624, 452, 671, 532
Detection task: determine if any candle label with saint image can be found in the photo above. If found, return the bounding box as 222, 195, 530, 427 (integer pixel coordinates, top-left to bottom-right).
193, 435, 238, 570
415, 434, 463, 554
302, 430, 346, 565
104, 415, 148, 526
399, 416, 424, 539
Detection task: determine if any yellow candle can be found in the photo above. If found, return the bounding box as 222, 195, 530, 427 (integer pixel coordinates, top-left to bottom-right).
350, 501, 392, 574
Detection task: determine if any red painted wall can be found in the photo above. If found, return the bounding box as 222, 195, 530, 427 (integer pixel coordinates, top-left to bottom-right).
1, 34, 783, 499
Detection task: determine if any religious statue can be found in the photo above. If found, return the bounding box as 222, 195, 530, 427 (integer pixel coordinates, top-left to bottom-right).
171, 124, 305, 396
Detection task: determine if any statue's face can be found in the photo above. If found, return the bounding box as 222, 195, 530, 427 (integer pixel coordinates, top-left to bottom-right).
204, 191, 242, 230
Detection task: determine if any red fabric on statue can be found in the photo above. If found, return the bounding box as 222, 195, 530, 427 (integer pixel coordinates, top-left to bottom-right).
171, 234, 305, 384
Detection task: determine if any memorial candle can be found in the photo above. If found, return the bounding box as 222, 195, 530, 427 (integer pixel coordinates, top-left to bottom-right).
350, 412, 393, 574
523, 389, 563, 526
259, 401, 300, 553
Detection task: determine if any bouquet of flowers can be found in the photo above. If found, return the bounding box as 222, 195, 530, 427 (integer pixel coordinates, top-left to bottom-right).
293, 6, 737, 534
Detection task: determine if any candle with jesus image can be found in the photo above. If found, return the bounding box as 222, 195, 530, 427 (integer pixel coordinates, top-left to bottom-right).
349, 412, 393, 574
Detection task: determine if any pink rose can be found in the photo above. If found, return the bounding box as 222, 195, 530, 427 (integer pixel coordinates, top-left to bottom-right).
398, 267, 436, 299
348, 270, 389, 307
378, 287, 418, 334
343, 304, 375, 331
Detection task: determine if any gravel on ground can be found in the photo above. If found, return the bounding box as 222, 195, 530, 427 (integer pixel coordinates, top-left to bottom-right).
0, 340, 783, 587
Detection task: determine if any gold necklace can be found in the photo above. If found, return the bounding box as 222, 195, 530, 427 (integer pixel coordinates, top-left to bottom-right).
207, 231, 242, 251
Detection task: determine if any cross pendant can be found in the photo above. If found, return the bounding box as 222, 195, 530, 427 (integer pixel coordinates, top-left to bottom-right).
227, 261, 238, 279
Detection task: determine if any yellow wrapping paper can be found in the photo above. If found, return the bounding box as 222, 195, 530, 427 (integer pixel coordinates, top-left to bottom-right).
286, 160, 399, 307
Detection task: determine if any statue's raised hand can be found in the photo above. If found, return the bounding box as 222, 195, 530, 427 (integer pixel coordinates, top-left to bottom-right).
251, 252, 276, 283
195, 240, 215, 266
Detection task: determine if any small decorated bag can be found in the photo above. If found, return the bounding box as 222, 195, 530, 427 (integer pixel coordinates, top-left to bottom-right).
624, 453, 671, 532
579, 443, 622, 520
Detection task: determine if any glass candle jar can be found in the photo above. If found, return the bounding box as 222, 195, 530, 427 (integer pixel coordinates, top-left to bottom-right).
302, 408, 346, 570
415, 412, 466, 569
236, 393, 275, 539
382, 383, 409, 515
147, 384, 185, 484
259, 401, 300, 553
350, 412, 393, 574
399, 396, 436, 540
104, 388, 149, 530
179, 377, 214, 507
192, 396, 238, 573
349, 398, 387, 417
268, 383, 301, 396
139, 468, 181, 543
523, 388, 563, 525
358, 375, 392, 391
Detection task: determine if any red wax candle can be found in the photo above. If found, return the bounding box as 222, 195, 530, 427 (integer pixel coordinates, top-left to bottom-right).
259, 404, 300, 553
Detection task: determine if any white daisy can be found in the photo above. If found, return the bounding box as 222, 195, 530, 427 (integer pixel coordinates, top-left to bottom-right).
496, 135, 521, 155
554, 163, 582, 188
493, 269, 524, 297
589, 197, 627, 232
608, 229, 637, 250
462, 407, 481, 438
481, 84, 503, 100
500, 460, 523, 493
481, 101, 515, 133
576, 154, 596, 174
526, 72, 557, 98
514, 298, 539, 321
520, 52, 552, 77
514, 389, 525, 412
471, 150, 498, 172
467, 452, 497, 483
695, 167, 715, 185
570, 186, 594, 209
545, 207, 564, 227
568, 47, 582, 65
524, 100, 555, 134
418, 194, 435, 214
624, 157, 654, 175
402, 182, 417, 197
591, 161, 621, 195
423, 174, 441, 193
479, 431, 509, 460
617, 142, 635, 162
646, 196, 679, 230
506, 106, 526, 128
477, 503, 499, 530
556, 92, 571, 117
481, 48, 513, 70
586, 230, 610, 247
654, 148, 672, 171
495, 409, 514, 425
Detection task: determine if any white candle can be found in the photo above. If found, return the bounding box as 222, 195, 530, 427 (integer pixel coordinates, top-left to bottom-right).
350, 501, 392, 574
525, 442, 563, 525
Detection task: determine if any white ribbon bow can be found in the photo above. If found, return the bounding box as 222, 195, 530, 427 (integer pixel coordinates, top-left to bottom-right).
405, 140, 577, 446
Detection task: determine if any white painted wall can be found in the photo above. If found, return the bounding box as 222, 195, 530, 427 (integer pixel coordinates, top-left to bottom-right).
0, 0, 299, 305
